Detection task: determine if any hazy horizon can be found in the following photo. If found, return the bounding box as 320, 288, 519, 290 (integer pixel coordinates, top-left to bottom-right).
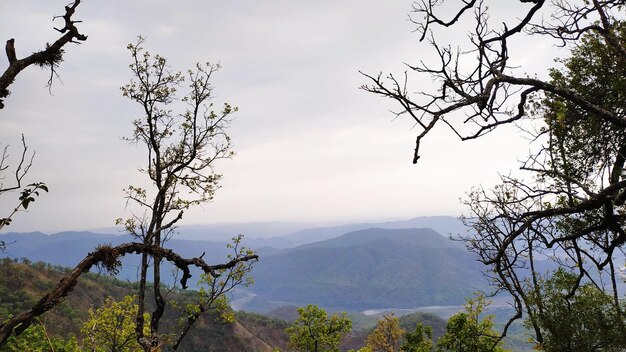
1, 1, 560, 233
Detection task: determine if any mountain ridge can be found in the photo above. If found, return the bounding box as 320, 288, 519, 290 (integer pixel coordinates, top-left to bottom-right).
245, 227, 486, 312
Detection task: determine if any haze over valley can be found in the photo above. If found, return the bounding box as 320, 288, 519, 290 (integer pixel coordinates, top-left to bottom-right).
0, 216, 486, 313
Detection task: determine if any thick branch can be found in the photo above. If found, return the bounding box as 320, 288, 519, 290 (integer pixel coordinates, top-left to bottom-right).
0, 0, 87, 109
0, 242, 258, 347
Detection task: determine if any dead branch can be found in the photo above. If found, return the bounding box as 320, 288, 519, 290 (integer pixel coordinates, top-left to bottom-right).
0, 0, 87, 109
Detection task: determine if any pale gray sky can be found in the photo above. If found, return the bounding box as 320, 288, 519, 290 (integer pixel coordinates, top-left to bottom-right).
0, 1, 563, 233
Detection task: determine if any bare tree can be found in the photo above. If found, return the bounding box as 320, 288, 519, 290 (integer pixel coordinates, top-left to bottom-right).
362, 0, 626, 345
363, 0, 625, 162
1, 0, 87, 109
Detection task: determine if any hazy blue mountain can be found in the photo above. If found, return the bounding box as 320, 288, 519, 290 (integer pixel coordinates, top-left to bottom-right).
178, 222, 313, 239
283, 216, 469, 246
245, 227, 487, 312
0, 219, 486, 313
86, 216, 469, 249
295, 227, 465, 250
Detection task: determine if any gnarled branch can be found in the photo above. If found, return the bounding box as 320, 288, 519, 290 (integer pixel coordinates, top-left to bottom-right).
0, 242, 258, 347
0, 0, 87, 109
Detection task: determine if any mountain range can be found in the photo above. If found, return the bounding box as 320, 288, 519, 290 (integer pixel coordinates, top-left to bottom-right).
0, 216, 488, 312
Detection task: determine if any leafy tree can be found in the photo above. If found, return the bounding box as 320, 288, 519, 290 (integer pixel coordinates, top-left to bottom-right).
363, 0, 626, 343
81, 295, 149, 352
524, 269, 626, 351
400, 323, 432, 352
3, 319, 79, 352
366, 313, 405, 352
436, 294, 509, 352
286, 304, 352, 352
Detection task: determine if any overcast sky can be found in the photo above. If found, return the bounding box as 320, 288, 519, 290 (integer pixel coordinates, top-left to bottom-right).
0, 1, 565, 233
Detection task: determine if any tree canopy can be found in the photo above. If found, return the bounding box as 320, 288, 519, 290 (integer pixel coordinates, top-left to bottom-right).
286, 304, 352, 352
435, 294, 509, 352
363, 0, 626, 344
366, 314, 405, 352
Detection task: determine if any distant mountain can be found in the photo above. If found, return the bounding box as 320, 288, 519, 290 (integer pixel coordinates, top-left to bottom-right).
246, 227, 487, 312
283, 216, 469, 246
0, 219, 485, 313
90, 222, 314, 248
178, 222, 314, 239
296, 227, 464, 250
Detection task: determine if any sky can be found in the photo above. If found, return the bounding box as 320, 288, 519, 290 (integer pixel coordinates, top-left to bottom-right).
0, 1, 566, 233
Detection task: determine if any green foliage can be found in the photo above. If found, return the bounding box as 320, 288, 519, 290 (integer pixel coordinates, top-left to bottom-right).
81, 295, 149, 352
286, 304, 352, 352
534, 22, 626, 198
18, 182, 48, 211
458, 19, 626, 352
525, 269, 626, 352
3, 319, 79, 352
366, 314, 405, 352
436, 294, 509, 352
0, 182, 48, 231
400, 323, 432, 352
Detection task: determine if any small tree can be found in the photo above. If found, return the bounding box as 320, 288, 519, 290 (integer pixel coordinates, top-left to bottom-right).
525, 269, 626, 351
286, 304, 352, 352
400, 323, 432, 352
118, 37, 254, 351
436, 294, 509, 352
172, 235, 256, 350
366, 314, 405, 352
81, 295, 149, 352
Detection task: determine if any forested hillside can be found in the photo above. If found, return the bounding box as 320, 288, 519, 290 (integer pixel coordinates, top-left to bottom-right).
0, 259, 288, 351
0, 259, 453, 351
248, 228, 487, 311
